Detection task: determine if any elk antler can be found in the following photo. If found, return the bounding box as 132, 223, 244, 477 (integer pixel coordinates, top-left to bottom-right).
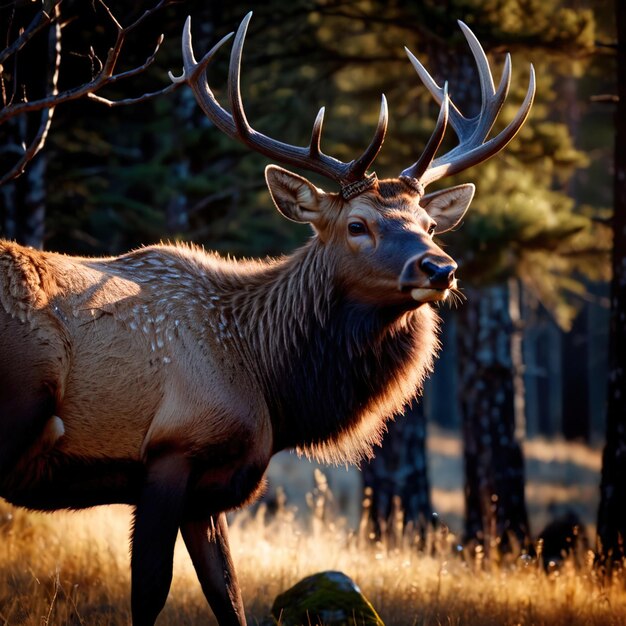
170, 12, 388, 196
401, 21, 535, 191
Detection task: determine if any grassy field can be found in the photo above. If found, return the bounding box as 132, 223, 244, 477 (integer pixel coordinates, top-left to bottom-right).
0, 433, 622, 626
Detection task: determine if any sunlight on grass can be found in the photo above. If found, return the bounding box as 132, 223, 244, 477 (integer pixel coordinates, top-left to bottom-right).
230, 484, 624, 626
0, 470, 623, 626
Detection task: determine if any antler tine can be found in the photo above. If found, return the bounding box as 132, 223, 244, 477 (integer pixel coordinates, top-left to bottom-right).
227, 12, 255, 143
458, 21, 495, 106
401, 22, 535, 190
349, 94, 389, 182
401, 83, 449, 181
404, 46, 467, 138
223, 13, 348, 180
310, 107, 325, 158
456, 21, 509, 145
172, 12, 389, 188
420, 64, 535, 187
169, 17, 236, 137
459, 51, 511, 151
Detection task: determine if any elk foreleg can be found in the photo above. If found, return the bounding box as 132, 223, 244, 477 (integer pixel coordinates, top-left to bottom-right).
181, 512, 247, 626
131, 452, 190, 626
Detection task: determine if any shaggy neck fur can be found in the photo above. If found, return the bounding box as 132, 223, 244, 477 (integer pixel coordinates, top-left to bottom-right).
216, 239, 441, 465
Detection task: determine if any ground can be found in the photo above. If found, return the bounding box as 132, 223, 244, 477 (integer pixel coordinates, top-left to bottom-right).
0, 429, 616, 626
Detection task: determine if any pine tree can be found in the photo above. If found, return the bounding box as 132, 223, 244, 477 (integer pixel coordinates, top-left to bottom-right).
320, 0, 608, 546
1, 1, 612, 549
597, 0, 626, 569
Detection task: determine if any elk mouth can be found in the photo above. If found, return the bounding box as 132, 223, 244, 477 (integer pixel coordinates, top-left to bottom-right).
409, 287, 450, 303
400, 276, 458, 304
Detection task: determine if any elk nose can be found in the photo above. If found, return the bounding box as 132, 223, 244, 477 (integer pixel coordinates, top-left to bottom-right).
420, 258, 457, 289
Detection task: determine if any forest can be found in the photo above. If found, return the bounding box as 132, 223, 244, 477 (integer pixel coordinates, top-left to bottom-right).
0, 0, 623, 624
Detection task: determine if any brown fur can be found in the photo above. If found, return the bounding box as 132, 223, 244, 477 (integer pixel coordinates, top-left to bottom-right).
0, 172, 471, 625
0, 235, 437, 480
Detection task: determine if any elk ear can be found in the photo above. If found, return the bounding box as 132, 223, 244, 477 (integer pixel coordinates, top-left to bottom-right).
265, 165, 327, 225
421, 183, 475, 234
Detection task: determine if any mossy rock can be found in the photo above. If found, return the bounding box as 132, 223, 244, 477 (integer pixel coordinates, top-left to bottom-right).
269, 570, 384, 626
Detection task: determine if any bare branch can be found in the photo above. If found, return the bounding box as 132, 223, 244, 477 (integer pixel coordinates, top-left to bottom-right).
94, 0, 123, 32
591, 94, 619, 104
0, 0, 177, 126
0, 0, 62, 66
88, 82, 180, 107
125, 0, 176, 34
1, 2, 62, 186
0, 0, 180, 184
95, 33, 164, 86
0, 111, 53, 186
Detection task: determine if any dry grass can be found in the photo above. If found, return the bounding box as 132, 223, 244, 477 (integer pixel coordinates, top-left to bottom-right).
0, 478, 624, 626
0, 434, 618, 625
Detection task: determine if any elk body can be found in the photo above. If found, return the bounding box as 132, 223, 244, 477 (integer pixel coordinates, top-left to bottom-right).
0, 13, 534, 626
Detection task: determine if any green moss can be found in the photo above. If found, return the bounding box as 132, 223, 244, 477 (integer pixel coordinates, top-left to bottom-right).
270, 571, 384, 626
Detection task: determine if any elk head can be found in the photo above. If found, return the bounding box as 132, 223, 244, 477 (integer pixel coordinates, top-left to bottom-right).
170, 13, 535, 309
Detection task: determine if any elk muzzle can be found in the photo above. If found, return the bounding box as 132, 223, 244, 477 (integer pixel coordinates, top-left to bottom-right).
399, 254, 457, 303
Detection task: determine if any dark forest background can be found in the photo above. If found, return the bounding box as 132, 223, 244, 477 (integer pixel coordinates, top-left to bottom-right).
1, 0, 621, 556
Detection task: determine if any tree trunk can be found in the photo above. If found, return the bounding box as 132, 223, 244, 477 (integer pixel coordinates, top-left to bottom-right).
558, 67, 590, 443
362, 400, 433, 544
561, 306, 590, 442
459, 282, 530, 553
0, 122, 48, 249
523, 307, 563, 438
0, 2, 58, 248
597, 0, 626, 566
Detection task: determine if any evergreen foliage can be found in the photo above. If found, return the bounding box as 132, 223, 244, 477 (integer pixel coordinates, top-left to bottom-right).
0, 0, 615, 556
3, 0, 605, 328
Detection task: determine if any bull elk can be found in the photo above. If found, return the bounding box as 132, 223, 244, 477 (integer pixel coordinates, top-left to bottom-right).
0, 12, 534, 626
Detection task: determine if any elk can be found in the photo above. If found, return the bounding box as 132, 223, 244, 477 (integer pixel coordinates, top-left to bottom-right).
0, 12, 534, 626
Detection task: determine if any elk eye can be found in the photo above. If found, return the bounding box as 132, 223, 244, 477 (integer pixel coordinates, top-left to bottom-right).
348, 221, 368, 236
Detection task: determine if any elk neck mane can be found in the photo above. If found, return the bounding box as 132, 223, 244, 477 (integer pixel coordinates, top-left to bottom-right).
206, 238, 442, 466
